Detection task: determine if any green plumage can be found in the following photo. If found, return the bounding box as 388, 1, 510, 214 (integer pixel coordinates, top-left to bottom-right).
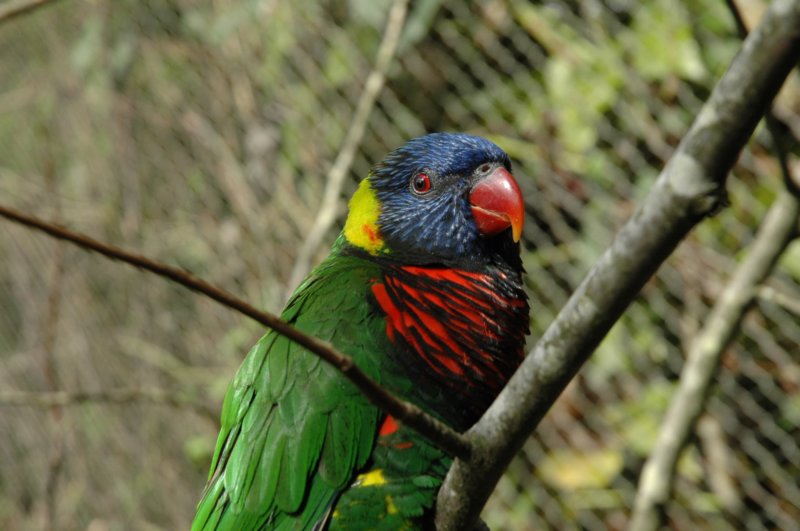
193, 241, 390, 530
328, 426, 451, 530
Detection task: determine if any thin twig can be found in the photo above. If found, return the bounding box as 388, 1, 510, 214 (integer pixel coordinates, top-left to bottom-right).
40, 140, 65, 531
435, 1, 800, 528
696, 414, 742, 517
0, 203, 472, 460
0, 388, 219, 423
629, 189, 800, 531
0, 0, 64, 24
285, 0, 409, 296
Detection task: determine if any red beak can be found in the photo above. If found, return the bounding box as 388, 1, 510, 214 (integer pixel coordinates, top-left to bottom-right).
469, 167, 524, 242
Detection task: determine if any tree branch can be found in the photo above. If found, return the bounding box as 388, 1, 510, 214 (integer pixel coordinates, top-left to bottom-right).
0, 388, 219, 423
0, 0, 64, 24
286, 0, 409, 296
696, 414, 742, 517
726, 0, 800, 200
435, 1, 800, 528
629, 187, 799, 530
627, 4, 800, 528
0, 204, 471, 460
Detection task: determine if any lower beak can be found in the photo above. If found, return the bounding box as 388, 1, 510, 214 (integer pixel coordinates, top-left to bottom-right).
468, 167, 524, 242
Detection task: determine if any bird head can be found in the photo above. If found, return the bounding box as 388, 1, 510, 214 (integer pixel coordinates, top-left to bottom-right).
343, 133, 524, 267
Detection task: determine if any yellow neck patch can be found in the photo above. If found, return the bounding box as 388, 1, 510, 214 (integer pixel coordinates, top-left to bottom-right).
344, 177, 385, 254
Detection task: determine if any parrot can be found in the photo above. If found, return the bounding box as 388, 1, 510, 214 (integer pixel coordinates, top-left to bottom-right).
192, 132, 530, 530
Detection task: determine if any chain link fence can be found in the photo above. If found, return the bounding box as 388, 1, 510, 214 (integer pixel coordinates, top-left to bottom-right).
1, 0, 798, 529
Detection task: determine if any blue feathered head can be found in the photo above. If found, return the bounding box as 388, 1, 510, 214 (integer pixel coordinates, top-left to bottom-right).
344, 133, 523, 267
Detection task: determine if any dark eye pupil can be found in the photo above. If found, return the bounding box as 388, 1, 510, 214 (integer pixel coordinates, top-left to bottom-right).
413, 173, 431, 193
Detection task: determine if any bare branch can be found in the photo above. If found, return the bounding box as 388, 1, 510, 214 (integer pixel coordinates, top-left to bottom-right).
726, 0, 800, 199
0, 388, 219, 422
0, 0, 64, 24
696, 414, 742, 517
627, 4, 800, 528
630, 188, 799, 530
435, 1, 800, 528
286, 0, 409, 296
0, 203, 471, 460
39, 162, 66, 531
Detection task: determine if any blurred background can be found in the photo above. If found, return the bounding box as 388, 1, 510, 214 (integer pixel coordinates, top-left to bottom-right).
1, 0, 799, 529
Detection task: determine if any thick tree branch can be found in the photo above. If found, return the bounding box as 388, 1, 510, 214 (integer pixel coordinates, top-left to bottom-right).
435, 1, 800, 528
286, 0, 408, 296
0, 204, 472, 460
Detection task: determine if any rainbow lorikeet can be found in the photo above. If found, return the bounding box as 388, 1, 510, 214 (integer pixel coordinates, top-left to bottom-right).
193, 133, 529, 530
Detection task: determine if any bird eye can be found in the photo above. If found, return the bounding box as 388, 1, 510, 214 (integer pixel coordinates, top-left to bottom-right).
411, 173, 432, 195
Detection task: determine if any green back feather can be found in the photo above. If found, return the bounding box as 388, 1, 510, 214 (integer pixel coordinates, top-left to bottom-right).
192, 249, 387, 530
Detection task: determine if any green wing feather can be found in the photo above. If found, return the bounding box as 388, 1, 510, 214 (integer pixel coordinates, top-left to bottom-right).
193, 250, 385, 530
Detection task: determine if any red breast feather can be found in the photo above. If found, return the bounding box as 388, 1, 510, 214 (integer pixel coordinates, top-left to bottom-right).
371, 263, 529, 429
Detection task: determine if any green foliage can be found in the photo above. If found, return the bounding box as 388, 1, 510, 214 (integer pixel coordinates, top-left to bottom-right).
628, 0, 706, 82
538, 448, 624, 490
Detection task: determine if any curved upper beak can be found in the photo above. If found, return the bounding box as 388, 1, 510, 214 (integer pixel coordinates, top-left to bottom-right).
468, 167, 524, 242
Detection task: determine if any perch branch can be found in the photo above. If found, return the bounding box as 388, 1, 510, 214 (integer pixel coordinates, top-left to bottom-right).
435, 1, 800, 528
286, 0, 409, 296
0, 204, 471, 460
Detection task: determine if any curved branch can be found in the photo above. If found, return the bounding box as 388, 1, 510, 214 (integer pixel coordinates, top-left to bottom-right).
0, 204, 471, 460
286, 0, 409, 296
435, 1, 800, 528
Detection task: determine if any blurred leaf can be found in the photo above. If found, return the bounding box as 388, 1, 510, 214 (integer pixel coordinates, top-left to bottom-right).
779, 392, 800, 427
516, 4, 626, 171
603, 380, 676, 455
676, 446, 704, 483
71, 14, 104, 76
324, 33, 361, 87
348, 0, 394, 27
627, 0, 706, 82
208, 1, 257, 43
184, 435, 216, 469
777, 240, 800, 282
398, 0, 443, 52
586, 321, 636, 387
538, 449, 624, 489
